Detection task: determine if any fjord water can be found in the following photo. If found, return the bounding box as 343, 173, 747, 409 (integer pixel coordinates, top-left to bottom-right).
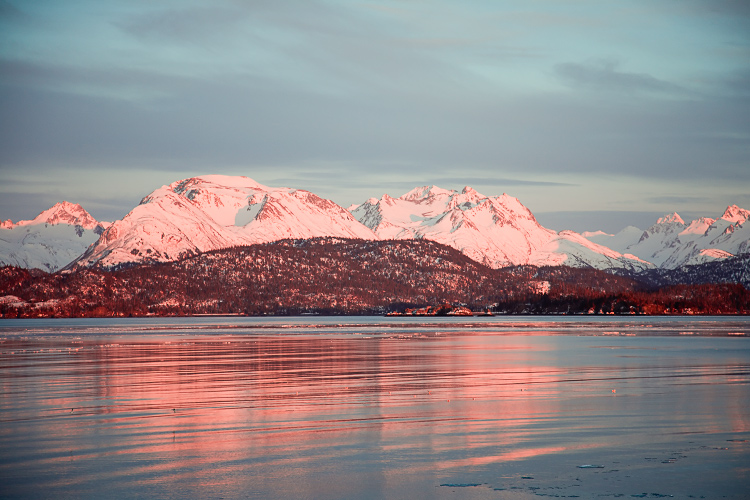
1, 317, 748, 499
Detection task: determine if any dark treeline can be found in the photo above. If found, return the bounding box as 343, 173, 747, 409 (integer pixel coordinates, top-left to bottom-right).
1, 238, 748, 318
635, 253, 750, 288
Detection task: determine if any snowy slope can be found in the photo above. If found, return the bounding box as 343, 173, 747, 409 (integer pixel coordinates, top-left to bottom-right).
71, 175, 377, 269
352, 186, 650, 270
0, 201, 109, 272
6, 176, 745, 274
530, 230, 652, 269
584, 226, 643, 253
583, 205, 750, 268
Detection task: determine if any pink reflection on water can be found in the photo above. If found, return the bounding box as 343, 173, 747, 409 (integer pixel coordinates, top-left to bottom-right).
2, 329, 749, 498
436, 444, 583, 470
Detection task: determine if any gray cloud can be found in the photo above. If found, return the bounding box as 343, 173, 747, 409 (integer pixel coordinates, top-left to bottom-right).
648, 0, 750, 18
116, 5, 251, 43
3, 66, 748, 192
645, 195, 714, 205
2, 1, 749, 230
0, 0, 22, 19
554, 58, 686, 94
0, 57, 191, 101
706, 68, 750, 97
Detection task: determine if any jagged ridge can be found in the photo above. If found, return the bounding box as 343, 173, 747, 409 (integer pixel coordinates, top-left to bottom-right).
585, 205, 750, 269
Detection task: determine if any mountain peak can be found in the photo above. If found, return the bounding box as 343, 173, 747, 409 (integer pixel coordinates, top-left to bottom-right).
720, 204, 750, 224
177, 175, 270, 191
582, 230, 612, 238
71, 175, 376, 269
44, 200, 86, 216
8, 201, 102, 230
656, 212, 685, 225
399, 185, 454, 201
350, 183, 639, 270
0, 201, 106, 271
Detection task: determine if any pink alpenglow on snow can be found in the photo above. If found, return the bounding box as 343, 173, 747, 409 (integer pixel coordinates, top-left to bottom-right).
0, 202, 110, 272
583, 205, 750, 268
4, 175, 748, 273
351, 185, 650, 271
4, 201, 105, 231
720, 205, 750, 225
71, 175, 377, 269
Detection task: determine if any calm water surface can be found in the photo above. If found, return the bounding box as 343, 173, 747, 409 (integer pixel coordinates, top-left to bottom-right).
1, 316, 749, 499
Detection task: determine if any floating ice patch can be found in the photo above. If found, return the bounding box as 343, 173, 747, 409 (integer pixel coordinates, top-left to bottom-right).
629, 494, 673, 498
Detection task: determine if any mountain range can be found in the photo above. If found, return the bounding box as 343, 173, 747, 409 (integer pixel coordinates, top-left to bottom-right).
1, 175, 747, 274
350, 185, 650, 270
583, 208, 750, 268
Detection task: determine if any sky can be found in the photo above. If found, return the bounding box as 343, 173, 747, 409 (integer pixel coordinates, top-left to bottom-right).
1, 0, 749, 233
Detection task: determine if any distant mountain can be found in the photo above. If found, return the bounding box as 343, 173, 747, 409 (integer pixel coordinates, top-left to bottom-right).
584, 206, 750, 269
351, 185, 650, 271
1, 175, 746, 277
66, 176, 649, 271
0, 202, 109, 272
70, 175, 376, 269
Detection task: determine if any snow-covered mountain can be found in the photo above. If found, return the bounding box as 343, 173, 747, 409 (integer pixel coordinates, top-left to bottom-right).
584, 206, 750, 268
350, 185, 650, 271
0, 201, 109, 272
70, 175, 376, 269
3, 175, 746, 275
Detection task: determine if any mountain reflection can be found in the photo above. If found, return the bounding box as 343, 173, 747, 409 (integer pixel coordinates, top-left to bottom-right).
2, 327, 749, 499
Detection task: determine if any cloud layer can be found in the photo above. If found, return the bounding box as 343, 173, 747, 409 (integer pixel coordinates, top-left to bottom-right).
1, 0, 748, 232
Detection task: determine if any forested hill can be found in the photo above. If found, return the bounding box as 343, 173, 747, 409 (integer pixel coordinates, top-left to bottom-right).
1, 238, 748, 317
635, 253, 750, 289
